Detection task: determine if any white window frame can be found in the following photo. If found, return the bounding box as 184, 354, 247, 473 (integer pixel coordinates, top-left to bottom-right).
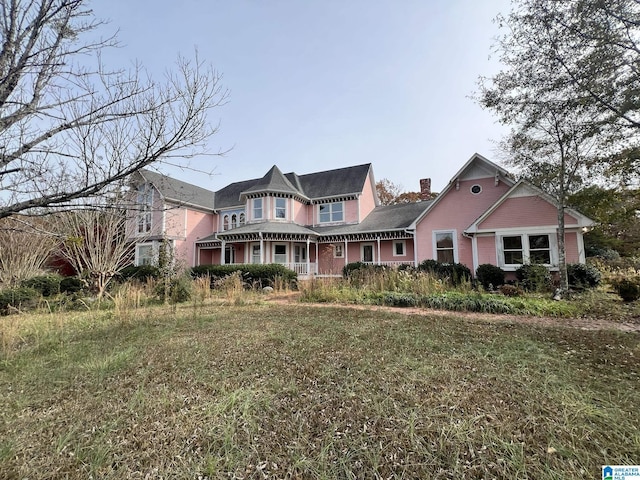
135, 242, 156, 266
497, 232, 557, 270
251, 243, 261, 264
318, 201, 344, 224
274, 197, 287, 220
433, 230, 458, 263
273, 243, 288, 264
239, 213, 246, 226
334, 243, 344, 258
136, 184, 153, 235
393, 240, 406, 257
253, 198, 263, 220
223, 214, 230, 231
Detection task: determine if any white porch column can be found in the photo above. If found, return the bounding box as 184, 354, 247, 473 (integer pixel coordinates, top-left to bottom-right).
259, 233, 265, 264
344, 239, 348, 265
306, 237, 311, 275
377, 237, 381, 265
315, 242, 319, 274
221, 240, 226, 265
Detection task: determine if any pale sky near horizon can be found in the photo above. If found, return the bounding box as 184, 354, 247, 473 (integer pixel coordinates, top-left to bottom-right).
92, 0, 512, 195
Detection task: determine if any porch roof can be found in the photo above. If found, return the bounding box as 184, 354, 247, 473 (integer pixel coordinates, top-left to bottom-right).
215, 222, 319, 241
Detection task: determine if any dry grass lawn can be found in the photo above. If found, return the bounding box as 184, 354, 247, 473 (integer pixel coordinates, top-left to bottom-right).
1, 301, 638, 479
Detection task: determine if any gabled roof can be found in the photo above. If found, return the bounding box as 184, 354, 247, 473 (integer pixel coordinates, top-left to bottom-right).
138, 169, 215, 210
465, 179, 595, 233
413, 153, 515, 227
294, 163, 372, 199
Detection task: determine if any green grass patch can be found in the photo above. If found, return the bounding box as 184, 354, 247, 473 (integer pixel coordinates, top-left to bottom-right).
1, 303, 638, 478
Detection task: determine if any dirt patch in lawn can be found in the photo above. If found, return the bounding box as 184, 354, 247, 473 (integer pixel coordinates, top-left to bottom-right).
266, 292, 640, 333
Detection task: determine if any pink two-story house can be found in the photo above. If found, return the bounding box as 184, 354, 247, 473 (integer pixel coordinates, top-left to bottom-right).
126, 153, 593, 277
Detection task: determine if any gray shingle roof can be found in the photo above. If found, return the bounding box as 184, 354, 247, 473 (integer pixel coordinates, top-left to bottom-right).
217, 222, 318, 238
139, 169, 215, 210
313, 201, 431, 235
240, 165, 303, 197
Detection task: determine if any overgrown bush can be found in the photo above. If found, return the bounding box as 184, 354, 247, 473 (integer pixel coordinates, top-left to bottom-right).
60, 276, 84, 294
155, 275, 193, 303
119, 265, 161, 282
614, 278, 640, 302
20, 274, 62, 297
499, 284, 523, 297
566, 263, 601, 289
342, 262, 387, 277
0, 287, 40, 314
191, 264, 297, 289
417, 259, 471, 286
515, 264, 552, 292
475, 264, 505, 290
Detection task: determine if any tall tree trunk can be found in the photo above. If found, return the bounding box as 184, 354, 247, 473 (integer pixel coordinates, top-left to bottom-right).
557, 152, 568, 292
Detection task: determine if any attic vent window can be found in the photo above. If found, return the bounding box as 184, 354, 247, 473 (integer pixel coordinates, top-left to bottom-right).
470, 184, 482, 195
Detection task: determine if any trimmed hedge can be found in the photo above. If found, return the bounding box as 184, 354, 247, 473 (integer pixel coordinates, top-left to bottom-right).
475, 264, 505, 290
190, 264, 297, 288
21, 274, 62, 297
566, 263, 601, 289
119, 265, 162, 281
0, 287, 40, 314
417, 259, 471, 286
515, 264, 552, 292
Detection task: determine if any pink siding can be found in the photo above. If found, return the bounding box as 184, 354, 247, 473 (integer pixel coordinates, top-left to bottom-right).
179, 209, 215, 267
479, 196, 577, 229
293, 199, 309, 225
358, 170, 378, 221
416, 177, 511, 267
565, 232, 580, 263
164, 206, 186, 238
344, 199, 360, 224
476, 235, 497, 265
378, 240, 414, 263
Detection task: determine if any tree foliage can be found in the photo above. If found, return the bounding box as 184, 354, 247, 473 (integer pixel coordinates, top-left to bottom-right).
474, 0, 640, 290
0, 0, 227, 219
376, 178, 426, 205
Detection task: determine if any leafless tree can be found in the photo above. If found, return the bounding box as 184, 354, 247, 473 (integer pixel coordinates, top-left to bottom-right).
0, 0, 227, 219
55, 204, 135, 299
0, 217, 58, 286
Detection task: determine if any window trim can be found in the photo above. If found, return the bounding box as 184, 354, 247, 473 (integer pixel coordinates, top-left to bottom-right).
497, 232, 556, 270
135, 242, 156, 266
251, 243, 261, 264
253, 198, 263, 220
393, 240, 406, 257
361, 243, 375, 263
272, 243, 288, 264
334, 243, 344, 258
433, 230, 458, 263
274, 197, 287, 220
318, 201, 344, 224
136, 184, 153, 235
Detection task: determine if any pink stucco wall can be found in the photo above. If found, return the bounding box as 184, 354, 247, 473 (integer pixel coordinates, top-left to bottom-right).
358, 170, 378, 221
415, 177, 511, 268
479, 196, 578, 229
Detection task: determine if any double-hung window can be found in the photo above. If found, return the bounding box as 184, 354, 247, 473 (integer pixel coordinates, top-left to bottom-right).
393, 241, 406, 257
137, 184, 153, 234
319, 202, 343, 223
273, 244, 287, 264
501, 234, 552, 266
253, 198, 263, 220
435, 231, 455, 263
275, 198, 286, 219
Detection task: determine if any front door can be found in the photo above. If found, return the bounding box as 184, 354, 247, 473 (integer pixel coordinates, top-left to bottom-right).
294, 245, 306, 263
361, 244, 374, 263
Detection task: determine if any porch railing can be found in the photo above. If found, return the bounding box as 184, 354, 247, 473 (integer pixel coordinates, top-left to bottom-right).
284, 262, 317, 276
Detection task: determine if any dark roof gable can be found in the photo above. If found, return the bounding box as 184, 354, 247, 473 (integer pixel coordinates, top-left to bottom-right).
138, 169, 215, 210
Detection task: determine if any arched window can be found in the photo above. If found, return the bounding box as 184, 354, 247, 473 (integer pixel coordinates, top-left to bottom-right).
223, 215, 229, 231
239, 213, 246, 226
231, 214, 237, 228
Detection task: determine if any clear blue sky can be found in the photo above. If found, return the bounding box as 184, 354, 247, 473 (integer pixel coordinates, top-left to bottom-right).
92, 0, 511, 194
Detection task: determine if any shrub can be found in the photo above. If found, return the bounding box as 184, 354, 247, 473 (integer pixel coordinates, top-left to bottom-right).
342, 262, 388, 278
566, 263, 601, 289
417, 259, 471, 286
499, 284, 523, 297
515, 264, 552, 292
20, 274, 62, 297
191, 264, 296, 289
614, 278, 640, 302
155, 275, 193, 303
475, 264, 505, 290
59, 276, 84, 294
119, 265, 162, 282
0, 287, 40, 314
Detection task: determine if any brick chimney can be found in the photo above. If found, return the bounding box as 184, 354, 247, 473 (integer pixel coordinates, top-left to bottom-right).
419, 178, 431, 201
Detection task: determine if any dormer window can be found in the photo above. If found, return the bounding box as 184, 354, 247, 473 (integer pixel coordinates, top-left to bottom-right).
223, 214, 230, 231
319, 202, 343, 223
239, 213, 246, 226
231, 214, 237, 228
275, 198, 286, 219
